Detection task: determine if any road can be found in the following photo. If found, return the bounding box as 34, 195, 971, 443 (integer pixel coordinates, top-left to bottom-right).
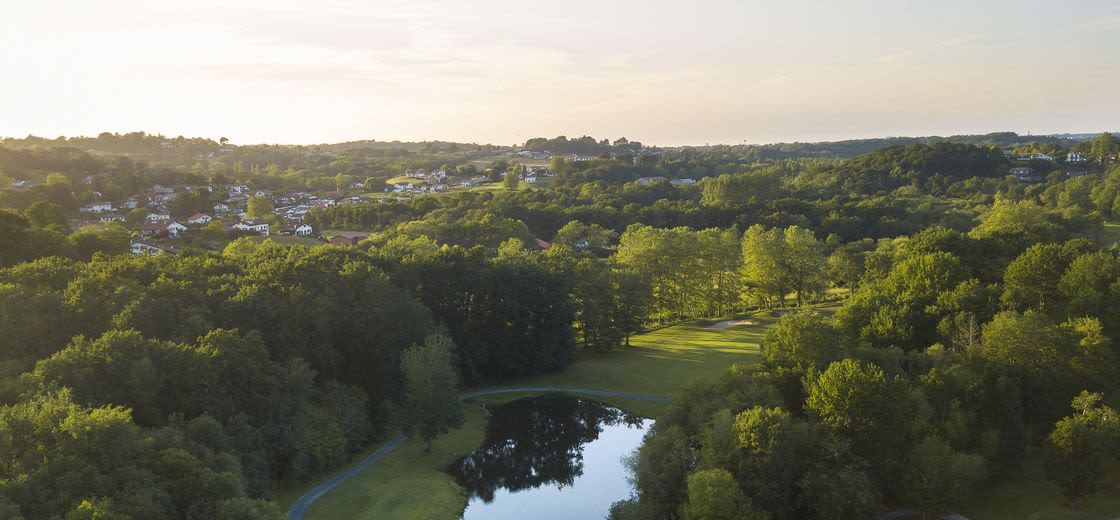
286, 386, 673, 520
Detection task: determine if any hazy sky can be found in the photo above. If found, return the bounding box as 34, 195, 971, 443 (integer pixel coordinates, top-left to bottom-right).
3, 0, 1119, 146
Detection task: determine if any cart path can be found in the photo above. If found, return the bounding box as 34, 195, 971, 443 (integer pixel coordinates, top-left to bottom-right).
286, 386, 673, 519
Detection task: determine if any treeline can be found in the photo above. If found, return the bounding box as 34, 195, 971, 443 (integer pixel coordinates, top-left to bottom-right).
0, 208, 128, 267
670, 131, 1081, 161
611, 222, 1120, 519
0, 239, 576, 518
0, 139, 480, 212
522, 135, 645, 155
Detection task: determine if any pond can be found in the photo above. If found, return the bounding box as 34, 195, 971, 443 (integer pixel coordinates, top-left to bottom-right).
446, 397, 651, 520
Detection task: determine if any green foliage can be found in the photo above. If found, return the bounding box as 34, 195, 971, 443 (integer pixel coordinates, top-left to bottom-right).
400, 334, 463, 451
805, 360, 918, 485
681, 469, 767, 520
1044, 391, 1120, 503
761, 312, 845, 372
245, 196, 274, 220
740, 225, 827, 308
899, 436, 986, 515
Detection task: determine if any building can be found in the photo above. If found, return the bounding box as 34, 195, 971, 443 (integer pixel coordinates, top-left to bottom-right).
165, 221, 188, 237
146, 213, 171, 222
130, 241, 164, 255
1066, 152, 1087, 163
329, 232, 368, 246
1010, 167, 1041, 182
635, 176, 668, 185
669, 178, 697, 186
80, 202, 114, 214
295, 224, 314, 236
187, 213, 213, 225
231, 220, 270, 236
138, 221, 169, 240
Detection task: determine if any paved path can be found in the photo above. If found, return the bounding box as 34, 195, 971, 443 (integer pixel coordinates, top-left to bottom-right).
286, 387, 673, 519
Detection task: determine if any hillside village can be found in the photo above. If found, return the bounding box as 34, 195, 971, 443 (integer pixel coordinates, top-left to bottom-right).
59, 162, 563, 255
6, 134, 1118, 257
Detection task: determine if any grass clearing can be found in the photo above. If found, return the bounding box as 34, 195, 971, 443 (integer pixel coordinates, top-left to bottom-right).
301, 305, 836, 519
386, 175, 426, 185
961, 460, 1120, 520
1100, 221, 1120, 247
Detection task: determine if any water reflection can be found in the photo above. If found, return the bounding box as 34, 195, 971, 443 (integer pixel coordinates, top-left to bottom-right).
446, 397, 650, 519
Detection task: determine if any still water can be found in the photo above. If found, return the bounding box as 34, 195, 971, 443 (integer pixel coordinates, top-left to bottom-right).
446, 397, 651, 520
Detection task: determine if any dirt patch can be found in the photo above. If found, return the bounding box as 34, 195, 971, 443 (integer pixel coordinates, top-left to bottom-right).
708, 320, 754, 329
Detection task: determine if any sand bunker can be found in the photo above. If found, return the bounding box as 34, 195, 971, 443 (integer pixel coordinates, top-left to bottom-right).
708, 319, 754, 329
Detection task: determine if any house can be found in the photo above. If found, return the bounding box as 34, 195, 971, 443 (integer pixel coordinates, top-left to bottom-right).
635, 176, 668, 185
121, 198, 140, 209
535, 238, 552, 250
139, 221, 169, 240
187, 213, 212, 225
329, 232, 368, 246
1065, 171, 1090, 178
80, 202, 114, 214
130, 241, 164, 255
214, 203, 230, 214
524, 176, 540, 184
669, 178, 697, 186
231, 220, 270, 236
12, 180, 32, 188
295, 224, 314, 236
1066, 152, 1087, 163
1010, 167, 1041, 182
165, 221, 188, 237
146, 213, 171, 222
1033, 153, 1053, 161
99, 213, 125, 223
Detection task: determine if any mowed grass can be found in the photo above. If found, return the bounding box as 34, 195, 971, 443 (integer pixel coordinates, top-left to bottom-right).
385, 175, 426, 185
1100, 221, 1120, 247
961, 460, 1120, 520
300, 305, 837, 520
304, 405, 487, 520
501, 307, 825, 397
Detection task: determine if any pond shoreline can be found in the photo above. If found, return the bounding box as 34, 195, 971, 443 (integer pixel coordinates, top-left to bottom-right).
286, 387, 673, 520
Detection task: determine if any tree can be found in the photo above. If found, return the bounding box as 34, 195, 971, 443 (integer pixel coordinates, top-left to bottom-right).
761, 312, 845, 372
899, 436, 986, 517
611, 267, 652, 346
740, 225, 787, 307
826, 247, 862, 290
0, 210, 30, 267
24, 200, 68, 230
680, 469, 766, 520
805, 359, 916, 485
783, 226, 827, 306
245, 196, 274, 220
503, 165, 521, 190
401, 334, 463, 452
1044, 391, 1120, 505
1001, 243, 1075, 313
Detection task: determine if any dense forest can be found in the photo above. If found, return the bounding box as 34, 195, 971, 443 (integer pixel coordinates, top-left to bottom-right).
1, 132, 1120, 518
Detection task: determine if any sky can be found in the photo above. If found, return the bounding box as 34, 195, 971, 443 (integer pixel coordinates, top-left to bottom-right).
2, 0, 1119, 146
